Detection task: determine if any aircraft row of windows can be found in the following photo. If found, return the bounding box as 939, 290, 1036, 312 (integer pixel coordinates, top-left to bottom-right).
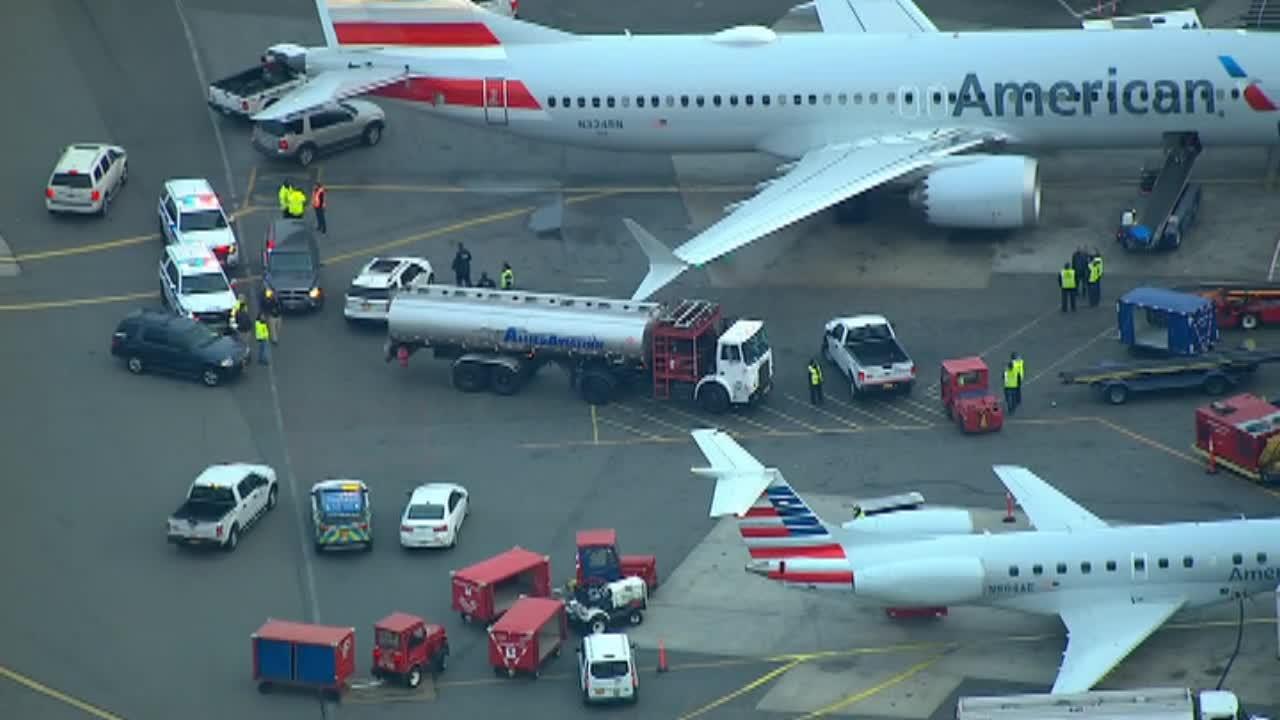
547, 87, 1244, 111
1008, 551, 1268, 577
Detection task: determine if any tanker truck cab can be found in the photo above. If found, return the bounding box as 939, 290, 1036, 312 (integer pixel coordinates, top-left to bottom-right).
695, 319, 773, 413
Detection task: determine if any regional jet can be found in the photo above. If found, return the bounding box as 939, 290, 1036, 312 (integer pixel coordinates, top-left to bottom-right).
256, 0, 1280, 299
688, 428, 1280, 694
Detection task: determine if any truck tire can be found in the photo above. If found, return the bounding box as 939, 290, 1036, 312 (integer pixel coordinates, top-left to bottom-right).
697, 384, 730, 414
267, 486, 278, 510
627, 609, 643, 626
1203, 375, 1229, 396
1104, 384, 1129, 405
900, 381, 914, 397
579, 370, 617, 405
407, 665, 422, 688
127, 356, 144, 375
490, 365, 524, 396
224, 525, 239, 552
452, 361, 490, 393
435, 650, 448, 673
363, 122, 384, 146
590, 617, 607, 635
1242, 313, 1260, 330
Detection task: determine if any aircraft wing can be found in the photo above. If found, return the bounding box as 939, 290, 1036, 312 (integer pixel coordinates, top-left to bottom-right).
813, 0, 938, 33
251, 65, 410, 122
992, 465, 1108, 532
626, 128, 990, 300
1053, 598, 1185, 693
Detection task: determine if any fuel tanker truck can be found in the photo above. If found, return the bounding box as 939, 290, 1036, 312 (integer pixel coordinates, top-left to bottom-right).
384, 285, 774, 411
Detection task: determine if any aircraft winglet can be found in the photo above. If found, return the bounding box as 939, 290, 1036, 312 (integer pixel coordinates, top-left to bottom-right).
623, 218, 689, 301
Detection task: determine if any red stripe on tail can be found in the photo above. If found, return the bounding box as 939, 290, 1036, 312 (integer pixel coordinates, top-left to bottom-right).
743, 506, 779, 518
746, 544, 846, 559
740, 526, 792, 538
333, 22, 501, 47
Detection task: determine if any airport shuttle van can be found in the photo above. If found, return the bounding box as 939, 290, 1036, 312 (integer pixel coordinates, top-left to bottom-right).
957, 688, 1241, 720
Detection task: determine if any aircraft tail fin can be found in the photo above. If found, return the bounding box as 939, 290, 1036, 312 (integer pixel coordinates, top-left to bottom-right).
691, 430, 847, 561
624, 218, 690, 301
320, 0, 574, 49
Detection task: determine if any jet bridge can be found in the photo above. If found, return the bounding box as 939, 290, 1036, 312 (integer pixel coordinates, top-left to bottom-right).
1118, 134, 1202, 251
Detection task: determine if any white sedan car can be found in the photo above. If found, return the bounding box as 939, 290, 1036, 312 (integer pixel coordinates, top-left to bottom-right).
399, 483, 468, 549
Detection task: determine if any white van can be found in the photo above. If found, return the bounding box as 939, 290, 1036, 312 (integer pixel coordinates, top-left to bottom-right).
577, 633, 637, 705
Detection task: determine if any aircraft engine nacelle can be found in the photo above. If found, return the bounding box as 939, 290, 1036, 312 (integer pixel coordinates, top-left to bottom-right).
855, 556, 985, 606
909, 155, 1041, 229
841, 508, 975, 535
264, 43, 307, 73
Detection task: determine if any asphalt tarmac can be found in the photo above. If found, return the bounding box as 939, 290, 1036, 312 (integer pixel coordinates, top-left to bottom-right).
2, 1, 1279, 719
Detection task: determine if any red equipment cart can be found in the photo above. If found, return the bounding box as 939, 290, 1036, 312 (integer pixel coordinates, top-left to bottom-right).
488, 596, 567, 678
252, 619, 356, 700
1187, 282, 1280, 330
575, 529, 659, 590
452, 546, 552, 624
371, 612, 449, 689
1193, 393, 1280, 482
939, 357, 1003, 434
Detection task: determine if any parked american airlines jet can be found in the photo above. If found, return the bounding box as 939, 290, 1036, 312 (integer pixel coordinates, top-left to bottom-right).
256, 0, 1280, 299
688, 429, 1280, 694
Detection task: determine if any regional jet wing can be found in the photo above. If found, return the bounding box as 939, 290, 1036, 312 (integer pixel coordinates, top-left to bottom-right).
690, 429, 774, 518
251, 65, 410, 122
813, 0, 938, 33
1053, 598, 1185, 693
626, 128, 991, 300
992, 465, 1108, 532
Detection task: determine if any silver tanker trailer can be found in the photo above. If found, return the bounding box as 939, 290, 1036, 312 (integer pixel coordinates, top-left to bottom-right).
384, 285, 773, 412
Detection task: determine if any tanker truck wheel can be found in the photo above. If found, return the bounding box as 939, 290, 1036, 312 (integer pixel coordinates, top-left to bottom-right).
490, 365, 525, 396
452, 360, 490, 393
579, 370, 618, 405
697, 384, 731, 414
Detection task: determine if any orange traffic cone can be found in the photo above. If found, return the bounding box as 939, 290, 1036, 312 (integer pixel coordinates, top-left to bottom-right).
1002, 491, 1016, 523
1205, 436, 1218, 474
657, 639, 669, 673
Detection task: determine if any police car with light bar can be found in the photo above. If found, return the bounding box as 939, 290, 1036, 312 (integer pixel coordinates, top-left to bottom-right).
160, 244, 238, 332
159, 179, 240, 267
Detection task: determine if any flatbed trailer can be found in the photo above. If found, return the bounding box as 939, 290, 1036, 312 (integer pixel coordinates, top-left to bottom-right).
1059, 350, 1280, 404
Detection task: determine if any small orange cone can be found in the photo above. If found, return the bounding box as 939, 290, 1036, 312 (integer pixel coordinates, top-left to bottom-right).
657, 639, 669, 673
1002, 491, 1016, 523
1206, 436, 1218, 474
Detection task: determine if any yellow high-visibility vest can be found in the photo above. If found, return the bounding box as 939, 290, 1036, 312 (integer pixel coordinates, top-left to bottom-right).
1060, 268, 1077, 290
808, 364, 822, 386
1089, 258, 1103, 283
1003, 367, 1020, 389
287, 189, 306, 217
500, 268, 514, 289
1012, 358, 1025, 382
254, 320, 270, 341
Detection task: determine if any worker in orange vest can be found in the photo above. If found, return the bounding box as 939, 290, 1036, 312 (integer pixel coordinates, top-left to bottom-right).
311, 182, 327, 234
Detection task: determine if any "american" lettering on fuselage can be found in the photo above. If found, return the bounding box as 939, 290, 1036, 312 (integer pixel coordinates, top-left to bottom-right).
952, 67, 1219, 118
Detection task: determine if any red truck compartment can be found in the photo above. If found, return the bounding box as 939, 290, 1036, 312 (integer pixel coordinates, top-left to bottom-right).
452, 546, 552, 623
252, 620, 356, 693
1194, 393, 1280, 479
487, 596, 566, 677
619, 555, 659, 588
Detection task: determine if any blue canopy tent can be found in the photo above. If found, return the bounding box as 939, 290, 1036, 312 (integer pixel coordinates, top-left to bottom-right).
1117, 287, 1218, 356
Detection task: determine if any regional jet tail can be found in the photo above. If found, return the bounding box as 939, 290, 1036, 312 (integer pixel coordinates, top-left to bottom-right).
688, 429, 1280, 694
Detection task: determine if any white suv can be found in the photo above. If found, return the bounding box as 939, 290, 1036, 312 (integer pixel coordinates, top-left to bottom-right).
160, 244, 237, 332
578, 633, 638, 705
45, 143, 128, 216
159, 179, 240, 267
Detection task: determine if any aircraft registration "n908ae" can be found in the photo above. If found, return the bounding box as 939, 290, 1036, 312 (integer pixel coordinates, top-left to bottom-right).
688, 429, 1280, 695
256, 0, 1280, 299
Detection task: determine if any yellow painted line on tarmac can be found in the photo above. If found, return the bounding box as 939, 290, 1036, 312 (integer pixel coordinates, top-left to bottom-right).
1090, 415, 1201, 467
0, 291, 157, 312
793, 650, 952, 720
677, 658, 804, 720
0, 665, 127, 720
323, 190, 617, 265
239, 165, 258, 213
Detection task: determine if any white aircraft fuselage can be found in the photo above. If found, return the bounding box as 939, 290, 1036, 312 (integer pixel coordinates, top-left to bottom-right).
307, 29, 1280, 156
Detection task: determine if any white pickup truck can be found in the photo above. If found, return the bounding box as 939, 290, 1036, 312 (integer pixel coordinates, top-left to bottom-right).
207, 46, 307, 118
167, 464, 278, 551
822, 315, 916, 397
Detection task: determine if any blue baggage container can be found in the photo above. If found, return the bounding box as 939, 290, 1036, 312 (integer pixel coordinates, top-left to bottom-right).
1118, 287, 1218, 356
255, 637, 294, 681
296, 642, 337, 686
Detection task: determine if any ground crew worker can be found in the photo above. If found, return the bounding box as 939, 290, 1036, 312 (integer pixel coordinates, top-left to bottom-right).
254, 313, 271, 365
1003, 360, 1020, 415
1010, 352, 1025, 408
278, 180, 292, 218
231, 293, 249, 334
311, 182, 327, 234
286, 185, 306, 218
1071, 247, 1090, 298
1087, 251, 1104, 307
499, 262, 514, 290
476, 271, 496, 288
807, 357, 824, 405
1059, 262, 1077, 313
452, 243, 472, 286
265, 293, 282, 344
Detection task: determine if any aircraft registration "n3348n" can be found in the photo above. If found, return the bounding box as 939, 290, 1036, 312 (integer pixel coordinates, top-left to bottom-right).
688, 429, 1280, 695
255, 0, 1280, 299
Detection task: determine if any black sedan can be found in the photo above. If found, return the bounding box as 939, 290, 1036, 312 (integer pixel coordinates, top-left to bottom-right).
111, 309, 250, 387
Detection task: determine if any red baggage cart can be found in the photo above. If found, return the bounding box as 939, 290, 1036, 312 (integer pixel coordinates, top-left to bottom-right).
452, 546, 552, 624
940, 357, 1003, 434
252, 619, 356, 700
487, 596, 567, 678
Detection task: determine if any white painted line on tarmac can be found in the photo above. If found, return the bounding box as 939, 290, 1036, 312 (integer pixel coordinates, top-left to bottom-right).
0, 233, 20, 277
1268, 232, 1280, 281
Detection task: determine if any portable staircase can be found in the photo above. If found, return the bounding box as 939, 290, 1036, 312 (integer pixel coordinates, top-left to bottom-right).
650, 300, 721, 400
